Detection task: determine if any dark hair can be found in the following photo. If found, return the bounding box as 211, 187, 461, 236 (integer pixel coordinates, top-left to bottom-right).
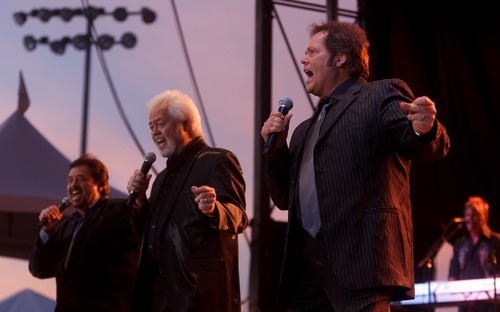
309, 21, 369, 79
70, 154, 110, 197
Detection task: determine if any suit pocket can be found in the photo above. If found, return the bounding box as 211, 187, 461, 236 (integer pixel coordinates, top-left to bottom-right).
188, 258, 225, 311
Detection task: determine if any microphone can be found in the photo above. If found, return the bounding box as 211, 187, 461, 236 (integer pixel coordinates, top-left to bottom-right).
263, 97, 294, 154
38, 197, 70, 227
446, 217, 465, 229
126, 152, 157, 207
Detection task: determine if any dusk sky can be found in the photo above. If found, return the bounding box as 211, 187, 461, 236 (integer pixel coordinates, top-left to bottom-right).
0, 0, 356, 309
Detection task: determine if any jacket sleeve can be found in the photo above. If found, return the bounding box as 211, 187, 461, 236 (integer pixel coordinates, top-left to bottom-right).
209, 150, 249, 234
28, 221, 70, 279
264, 144, 292, 210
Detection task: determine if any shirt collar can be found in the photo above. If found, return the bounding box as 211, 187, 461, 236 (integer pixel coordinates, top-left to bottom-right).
166, 136, 205, 173
330, 77, 356, 100
317, 78, 356, 111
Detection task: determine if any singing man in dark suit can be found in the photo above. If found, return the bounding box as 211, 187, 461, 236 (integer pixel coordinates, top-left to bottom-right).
261, 21, 451, 311
127, 89, 248, 312
29, 154, 143, 312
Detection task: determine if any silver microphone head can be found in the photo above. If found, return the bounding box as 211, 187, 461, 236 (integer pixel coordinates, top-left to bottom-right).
278, 97, 293, 110
144, 152, 157, 164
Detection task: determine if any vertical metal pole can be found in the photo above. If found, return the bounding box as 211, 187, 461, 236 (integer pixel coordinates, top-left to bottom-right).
250, 0, 273, 310
80, 17, 91, 156
326, 0, 338, 21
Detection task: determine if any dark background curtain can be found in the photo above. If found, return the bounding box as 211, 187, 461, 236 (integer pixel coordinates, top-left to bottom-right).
363, 0, 500, 282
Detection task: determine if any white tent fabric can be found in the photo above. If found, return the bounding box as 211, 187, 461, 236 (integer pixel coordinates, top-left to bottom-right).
0, 289, 55, 312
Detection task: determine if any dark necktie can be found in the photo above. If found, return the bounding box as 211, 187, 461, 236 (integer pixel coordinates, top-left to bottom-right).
299, 100, 333, 237
64, 212, 84, 270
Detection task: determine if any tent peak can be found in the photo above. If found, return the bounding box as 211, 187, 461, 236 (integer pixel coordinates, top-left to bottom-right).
17, 71, 30, 115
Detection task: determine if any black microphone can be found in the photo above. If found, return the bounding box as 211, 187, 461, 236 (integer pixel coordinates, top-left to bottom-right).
126, 152, 157, 207
263, 97, 294, 154
447, 217, 464, 229
38, 197, 70, 227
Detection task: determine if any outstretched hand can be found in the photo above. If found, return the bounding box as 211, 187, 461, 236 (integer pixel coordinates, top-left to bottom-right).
192, 185, 216, 216
400, 96, 436, 136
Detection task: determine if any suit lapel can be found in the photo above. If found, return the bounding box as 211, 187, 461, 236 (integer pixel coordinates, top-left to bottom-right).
318, 81, 365, 140
154, 148, 204, 231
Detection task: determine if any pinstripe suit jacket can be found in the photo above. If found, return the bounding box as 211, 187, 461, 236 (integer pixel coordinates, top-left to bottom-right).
265, 78, 450, 302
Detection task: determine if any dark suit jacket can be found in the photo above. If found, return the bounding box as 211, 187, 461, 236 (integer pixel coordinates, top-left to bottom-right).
29, 198, 143, 312
132, 138, 248, 312
265, 78, 451, 302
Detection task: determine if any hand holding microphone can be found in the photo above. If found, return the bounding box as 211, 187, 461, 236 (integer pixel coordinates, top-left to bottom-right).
38, 197, 70, 228
446, 217, 465, 228
263, 97, 294, 154
127, 152, 156, 207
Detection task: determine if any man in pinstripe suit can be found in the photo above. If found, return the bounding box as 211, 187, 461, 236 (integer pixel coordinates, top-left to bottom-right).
261, 21, 450, 311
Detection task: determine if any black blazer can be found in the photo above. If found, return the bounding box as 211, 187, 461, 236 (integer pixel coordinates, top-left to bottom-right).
266, 78, 451, 302
132, 139, 248, 312
29, 198, 143, 312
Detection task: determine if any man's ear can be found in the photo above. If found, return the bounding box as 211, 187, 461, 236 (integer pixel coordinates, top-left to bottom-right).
336, 53, 348, 67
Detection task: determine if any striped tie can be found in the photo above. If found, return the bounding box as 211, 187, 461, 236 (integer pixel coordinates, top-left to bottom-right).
299, 100, 334, 237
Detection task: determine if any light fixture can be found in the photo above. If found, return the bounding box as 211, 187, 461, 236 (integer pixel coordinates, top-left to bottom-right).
98, 35, 115, 50
50, 40, 66, 55
49, 36, 70, 55
121, 32, 137, 48
72, 34, 89, 50
141, 8, 156, 24
23, 35, 36, 51
85, 6, 105, 21
14, 5, 156, 156
37, 8, 52, 22
113, 7, 128, 22
60, 8, 76, 22
13, 12, 27, 26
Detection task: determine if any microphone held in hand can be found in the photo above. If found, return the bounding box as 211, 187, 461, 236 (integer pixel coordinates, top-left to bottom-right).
263, 97, 294, 154
126, 152, 157, 207
38, 197, 70, 227
447, 217, 465, 229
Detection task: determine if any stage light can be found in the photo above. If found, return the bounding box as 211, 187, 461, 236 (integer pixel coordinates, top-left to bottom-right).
72, 34, 89, 50
121, 32, 137, 49
14, 5, 156, 155
50, 40, 66, 55
13, 12, 27, 26
98, 35, 115, 50
85, 6, 105, 21
38, 8, 52, 22
60, 8, 75, 22
50, 37, 70, 55
113, 7, 128, 22
23, 35, 36, 51
141, 8, 156, 24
